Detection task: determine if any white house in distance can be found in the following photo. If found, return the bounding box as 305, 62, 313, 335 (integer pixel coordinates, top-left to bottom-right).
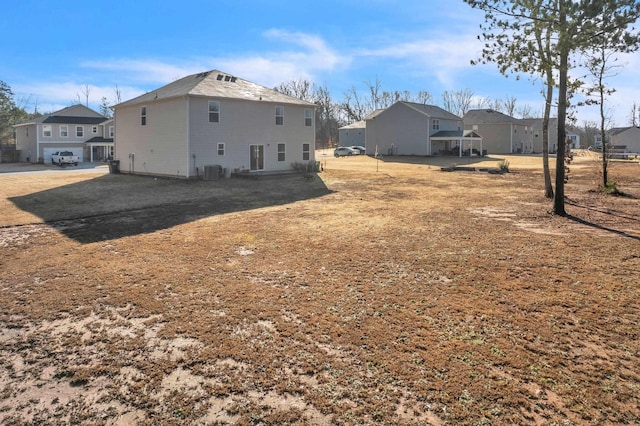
113, 70, 316, 178
365, 102, 482, 157
14, 105, 112, 163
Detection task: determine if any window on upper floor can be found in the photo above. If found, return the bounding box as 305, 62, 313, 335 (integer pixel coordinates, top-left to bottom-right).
276, 106, 284, 126
303, 143, 310, 161
141, 106, 147, 126
60, 125, 68, 137
217, 143, 225, 156
92, 126, 98, 134
43, 125, 52, 137
304, 109, 313, 126
109, 126, 114, 138
278, 143, 286, 161
432, 119, 440, 130
208, 101, 220, 123
76, 126, 84, 137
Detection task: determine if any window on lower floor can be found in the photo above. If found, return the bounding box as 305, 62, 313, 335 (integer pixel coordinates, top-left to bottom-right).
303, 143, 310, 161
278, 143, 285, 161
217, 143, 225, 156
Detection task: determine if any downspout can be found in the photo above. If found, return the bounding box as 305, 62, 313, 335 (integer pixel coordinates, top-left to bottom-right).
186, 95, 191, 177
427, 118, 431, 156
510, 123, 514, 153
36, 124, 40, 163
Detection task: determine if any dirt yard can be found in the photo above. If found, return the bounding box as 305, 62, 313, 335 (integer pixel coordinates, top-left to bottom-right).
0, 152, 638, 425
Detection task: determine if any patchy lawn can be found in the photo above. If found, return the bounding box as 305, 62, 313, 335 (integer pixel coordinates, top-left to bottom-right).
1, 153, 638, 425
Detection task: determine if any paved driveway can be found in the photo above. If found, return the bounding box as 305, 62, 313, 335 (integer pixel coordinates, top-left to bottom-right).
0, 162, 109, 175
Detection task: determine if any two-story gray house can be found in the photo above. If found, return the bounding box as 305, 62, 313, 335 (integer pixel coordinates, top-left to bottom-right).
14, 104, 112, 163
464, 109, 534, 154
113, 70, 316, 178
365, 102, 482, 157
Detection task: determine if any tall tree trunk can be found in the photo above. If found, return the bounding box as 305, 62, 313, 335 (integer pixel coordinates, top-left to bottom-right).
598, 49, 609, 188
553, 0, 568, 216
542, 76, 554, 198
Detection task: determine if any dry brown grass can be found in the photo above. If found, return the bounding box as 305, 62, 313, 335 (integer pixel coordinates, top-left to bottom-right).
1, 153, 639, 425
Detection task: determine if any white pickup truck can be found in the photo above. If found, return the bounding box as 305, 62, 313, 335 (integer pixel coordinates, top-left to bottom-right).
51, 151, 80, 166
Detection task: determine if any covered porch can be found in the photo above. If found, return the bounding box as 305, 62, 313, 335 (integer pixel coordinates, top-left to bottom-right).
85, 137, 114, 162
430, 130, 484, 157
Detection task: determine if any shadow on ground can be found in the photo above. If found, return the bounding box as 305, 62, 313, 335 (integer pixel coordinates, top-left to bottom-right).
9, 173, 332, 244
371, 154, 508, 168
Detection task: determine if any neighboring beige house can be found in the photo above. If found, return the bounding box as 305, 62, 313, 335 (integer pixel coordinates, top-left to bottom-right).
338, 121, 366, 147
521, 118, 580, 153
14, 105, 111, 163
604, 127, 640, 153
365, 102, 482, 156
464, 109, 534, 154
113, 70, 316, 178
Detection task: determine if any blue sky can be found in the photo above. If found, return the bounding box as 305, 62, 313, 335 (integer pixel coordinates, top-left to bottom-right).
2, 0, 640, 126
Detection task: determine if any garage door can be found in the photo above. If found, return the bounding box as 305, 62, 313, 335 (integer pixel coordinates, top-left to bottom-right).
43, 148, 84, 164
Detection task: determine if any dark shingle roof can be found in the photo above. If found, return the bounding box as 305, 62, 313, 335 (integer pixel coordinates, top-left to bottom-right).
464, 109, 523, 124
43, 116, 107, 125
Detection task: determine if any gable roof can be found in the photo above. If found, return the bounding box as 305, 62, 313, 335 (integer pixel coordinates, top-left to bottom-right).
15, 104, 107, 127
431, 129, 482, 139
339, 120, 366, 130
365, 109, 385, 120
115, 70, 316, 108
464, 109, 523, 124
400, 102, 462, 120
608, 126, 640, 136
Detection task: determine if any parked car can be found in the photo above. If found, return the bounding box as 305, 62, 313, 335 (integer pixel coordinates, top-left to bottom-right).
50, 151, 79, 166
334, 147, 359, 157
350, 146, 366, 155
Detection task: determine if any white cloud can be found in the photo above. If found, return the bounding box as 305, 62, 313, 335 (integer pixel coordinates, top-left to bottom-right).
80, 59, 202, 84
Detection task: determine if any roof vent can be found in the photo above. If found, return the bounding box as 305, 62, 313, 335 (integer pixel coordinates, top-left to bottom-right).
224, 75, 231, 81
217, 74, 224, 80
230, 76, 237, 82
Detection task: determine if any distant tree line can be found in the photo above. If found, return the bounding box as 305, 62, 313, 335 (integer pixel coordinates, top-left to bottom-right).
0, 81, 40, 146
